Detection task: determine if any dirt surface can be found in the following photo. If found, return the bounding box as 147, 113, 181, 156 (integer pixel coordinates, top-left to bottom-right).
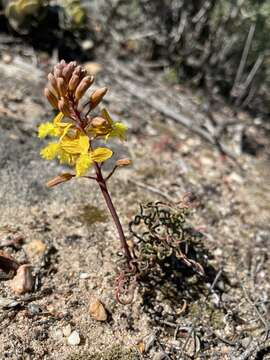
0, 40, 270, 360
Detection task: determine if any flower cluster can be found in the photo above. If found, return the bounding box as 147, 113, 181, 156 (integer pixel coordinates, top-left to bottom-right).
38, 60, 128, 178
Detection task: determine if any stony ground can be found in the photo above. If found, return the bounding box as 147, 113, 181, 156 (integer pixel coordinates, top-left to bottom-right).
0, 41, 270, 360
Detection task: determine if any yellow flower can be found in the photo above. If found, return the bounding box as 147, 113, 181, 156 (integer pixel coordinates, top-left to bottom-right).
75, 147, 113, 176
60, 134, 89, 155
38, 112, 74, 140
106, 122, 127, 141
38, 122, 58, 138
88, 108, 127, 141
39, 112, 115, 176
40, 143, 60, 160
40, 130, 113, 177
102, 108, 127, 141
76, 154, 92, 176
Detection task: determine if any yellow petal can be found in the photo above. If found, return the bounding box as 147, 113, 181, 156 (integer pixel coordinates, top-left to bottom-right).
101, 108, 113, 125
76, 154, 93, 176
53, 112, 65, 125
91, 147, 113, 163
106, 122, 127, 141
38, 122, 56, 138
58, 149, 72, 164
40, 143, 60, 160
60, 138, 80, 154
59, 123, 73, 140
60, 134, 89, 155
78, 135, 90, 154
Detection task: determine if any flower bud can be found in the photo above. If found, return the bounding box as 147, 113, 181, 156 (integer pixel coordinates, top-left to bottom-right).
116, 158, 132, 167
68, 74, 81, 92
57, 77, 67, 97
59, 59, 66, 68
62, 62, 76, 82
58, 97, 70, 116
53, 65, 62, 78
91, 116, 108, 128
48, 72, 58, 91
74, 65, 83, 76
46, 173, 74, 188
90, 87, 108, 110
75, 76, 94, 100
44, 87, 58, 109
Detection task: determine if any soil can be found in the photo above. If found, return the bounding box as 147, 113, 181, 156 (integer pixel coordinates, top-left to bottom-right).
0, 36, 270, 360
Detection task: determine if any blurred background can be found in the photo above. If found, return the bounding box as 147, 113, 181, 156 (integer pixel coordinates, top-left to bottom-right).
0, 0, 269, 117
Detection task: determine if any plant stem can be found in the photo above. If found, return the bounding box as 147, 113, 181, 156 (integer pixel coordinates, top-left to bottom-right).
94, 163, 132, 264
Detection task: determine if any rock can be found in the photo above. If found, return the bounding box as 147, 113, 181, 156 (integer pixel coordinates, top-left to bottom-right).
62, 324, 72, 337
9, 264, 34, 295
67, 331, 81, 346
89, 298, 107, 321
25, 239, 47, 257
240, 337, 252, 348
0, 297, 14, 309
79, 272, 90, 279
27, 303, 42, 315
145, 334, 156, 352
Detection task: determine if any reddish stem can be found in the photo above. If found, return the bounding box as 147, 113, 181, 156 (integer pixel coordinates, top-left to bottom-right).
94, 163, 132, 264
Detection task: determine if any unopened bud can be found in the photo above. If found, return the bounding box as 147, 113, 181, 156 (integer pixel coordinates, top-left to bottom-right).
74, 65, 83, 76
59, 59, 66, 68
90, 87, 108, 109
57, 77, 67, 97
46, 173, 74, 188
53, 65, 62, 78
91, 116, 108, 128
116, 158, 132, 167
48, 73, 58, 91
44, 87, 58, 109
58, 97, 70, 116
75, 76, 94, 100
68, 74, 81, 92
62, 62, 76, 82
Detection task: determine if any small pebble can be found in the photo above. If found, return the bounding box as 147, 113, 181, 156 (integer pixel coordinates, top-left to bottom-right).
240, 337, 252, 348
9, 264, 34, 295
67, 331, 81, 346
89, 298, 107, 321
216, 280, 225, 292
62, 324, 72, 337
79, 272, 90, 279
27, 303, 42, 315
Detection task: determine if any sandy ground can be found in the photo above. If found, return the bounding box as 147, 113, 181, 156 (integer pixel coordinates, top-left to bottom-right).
0, 44, 270, 360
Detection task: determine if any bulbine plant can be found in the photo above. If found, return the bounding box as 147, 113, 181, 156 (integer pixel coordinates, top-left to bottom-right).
38, 60, 205, 304
38, 60, 135, 301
